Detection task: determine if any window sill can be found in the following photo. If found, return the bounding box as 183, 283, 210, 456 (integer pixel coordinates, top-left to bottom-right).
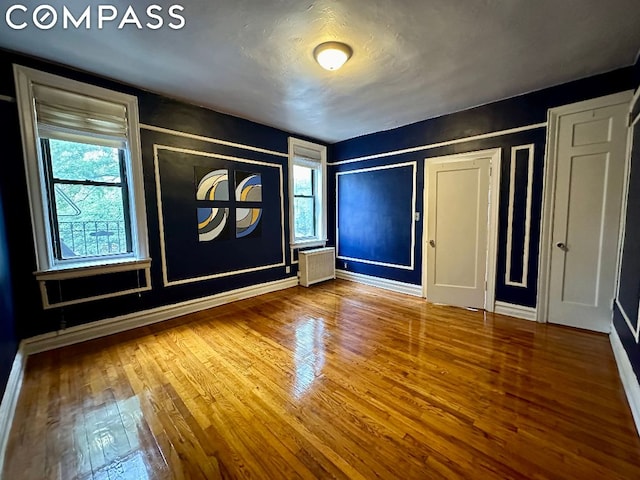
34, 258, 151, 281
291, 239, 327, 250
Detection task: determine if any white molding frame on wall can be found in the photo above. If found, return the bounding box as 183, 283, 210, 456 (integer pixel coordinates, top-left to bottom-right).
335, 161, 417, 270
421, 148, 501, 312
614, 90, 640, 342
610, 327, 640, 436
141, 123, 288, 158
153, 144, 286, 287
328, 122, 547, 166
538, 90, 635, 324
505, 144, 535, 288
336, 270, 422, 297
0, 345, 26, 475
494, 301, 537, 322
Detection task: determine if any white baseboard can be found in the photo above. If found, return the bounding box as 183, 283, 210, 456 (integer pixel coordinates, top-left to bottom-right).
0, 345, 26, 475
23, 277, 299, 355
336, 270, 422, 297
610, 327, 640, 437
494, 301, 537, 321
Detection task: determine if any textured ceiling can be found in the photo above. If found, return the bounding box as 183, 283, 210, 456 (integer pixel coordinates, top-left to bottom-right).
0, 0, 639, 143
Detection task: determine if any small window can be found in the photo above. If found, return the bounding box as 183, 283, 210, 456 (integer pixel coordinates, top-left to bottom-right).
41, 138, 132, 260
288, 137, 327, 247
14, 65, 149, 276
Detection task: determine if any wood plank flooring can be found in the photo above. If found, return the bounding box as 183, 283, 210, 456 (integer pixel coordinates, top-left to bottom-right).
4, 279, 640, 479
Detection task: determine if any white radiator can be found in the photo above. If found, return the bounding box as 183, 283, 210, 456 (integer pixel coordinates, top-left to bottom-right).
298, 247, 336, 287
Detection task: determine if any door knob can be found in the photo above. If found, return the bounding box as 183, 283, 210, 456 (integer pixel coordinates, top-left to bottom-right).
556, 242, 567, 251
429, 239, 436, 248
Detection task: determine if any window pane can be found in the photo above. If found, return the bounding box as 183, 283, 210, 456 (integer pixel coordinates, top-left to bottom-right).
293, 165, 313, 196
53, 184, 129, 258
48, 138, 122, 183
294, 197, 316, 239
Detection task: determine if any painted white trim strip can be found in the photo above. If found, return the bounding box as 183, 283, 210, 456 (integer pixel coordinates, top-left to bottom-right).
494, 301, 537, 322
153, 144, 286, 287
0, 345, 26, 474
155, 144, 283, 167
615, 299, 640, 342
328, 123, 547, 166
0, 95, 15, 103
614, 90, 640, 341
140, 123, 288, 158
505, 144, 534, 288
336, 270, 422, 297
336, 255, 414, 271
335, 161, 416, 270
630, 86, 640, 119
22, 277, 299, 355
610, 327, 640, 437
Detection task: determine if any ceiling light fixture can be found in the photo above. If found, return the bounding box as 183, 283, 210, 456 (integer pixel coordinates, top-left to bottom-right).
313, 41, 353, 71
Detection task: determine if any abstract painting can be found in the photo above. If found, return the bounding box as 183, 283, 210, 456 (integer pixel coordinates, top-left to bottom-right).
235, 172, 262, 202
196, 168, 229, 241
196, 169, 229, 201
235, 172, 262, 238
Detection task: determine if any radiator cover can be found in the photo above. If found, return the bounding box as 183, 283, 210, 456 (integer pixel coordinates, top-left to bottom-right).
298, 247, 336, 287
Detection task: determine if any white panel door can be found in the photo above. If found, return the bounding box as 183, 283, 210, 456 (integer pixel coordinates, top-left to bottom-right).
548, 101, 629, 332
426, 157, 490, 309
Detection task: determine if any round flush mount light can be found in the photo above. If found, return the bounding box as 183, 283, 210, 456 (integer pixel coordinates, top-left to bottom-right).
313, 41, 353, 71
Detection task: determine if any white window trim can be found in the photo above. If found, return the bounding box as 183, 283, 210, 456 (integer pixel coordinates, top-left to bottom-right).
288, 137, 327, 249
13, 65, 150, 278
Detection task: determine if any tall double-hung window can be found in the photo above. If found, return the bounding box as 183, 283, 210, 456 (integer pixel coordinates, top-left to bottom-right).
14, 65, 149, 276
288, 138, 327, 248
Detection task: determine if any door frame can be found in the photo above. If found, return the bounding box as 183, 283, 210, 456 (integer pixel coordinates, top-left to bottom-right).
421, 148, 502, 312
536, 90, 634, 324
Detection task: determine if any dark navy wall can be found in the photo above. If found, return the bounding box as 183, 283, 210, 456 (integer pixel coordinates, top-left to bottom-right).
0, 48, 325, 339
337, 164, 415, 269
329, 67, 634, 307
0, 166, 18, 401
614, 55, 640, 382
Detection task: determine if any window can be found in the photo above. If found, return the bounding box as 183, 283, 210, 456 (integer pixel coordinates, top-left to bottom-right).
288, 137, 327, 247
14, 65, 149, 276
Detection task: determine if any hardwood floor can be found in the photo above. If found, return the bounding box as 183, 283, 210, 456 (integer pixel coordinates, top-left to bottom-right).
4, 279, 640, 479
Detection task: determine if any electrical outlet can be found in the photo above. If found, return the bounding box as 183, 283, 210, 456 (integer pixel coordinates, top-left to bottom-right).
285, 266, 290, 274
343, 261, 348, 269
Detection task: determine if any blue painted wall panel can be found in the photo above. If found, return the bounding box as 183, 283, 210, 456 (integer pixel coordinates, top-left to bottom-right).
337, 164, 414, 267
